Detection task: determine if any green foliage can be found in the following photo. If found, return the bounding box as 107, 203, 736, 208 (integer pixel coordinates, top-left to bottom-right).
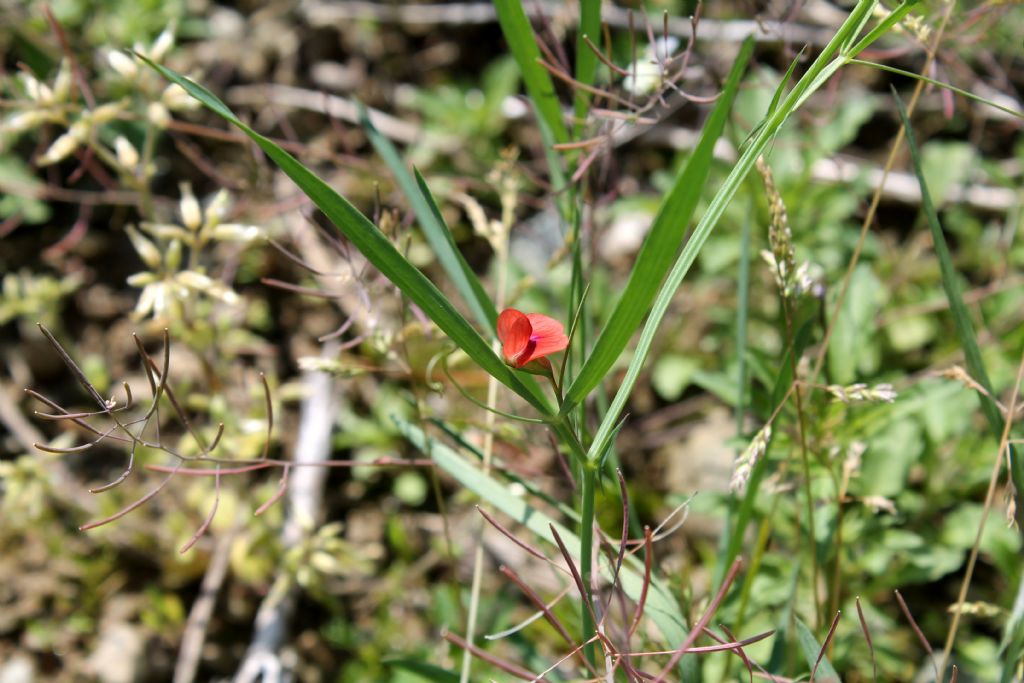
5, 0, 1024, 680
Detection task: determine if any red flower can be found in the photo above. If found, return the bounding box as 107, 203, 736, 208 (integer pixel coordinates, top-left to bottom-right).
497, 308, 569, 371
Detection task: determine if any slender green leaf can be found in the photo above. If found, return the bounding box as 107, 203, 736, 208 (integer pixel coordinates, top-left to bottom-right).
1001, 637, 1024, 683
893, 88, 1024, 516
766, 562, 801, 672
852, 59, 1024, 121
795, 618, 840, 682
768, 46, 805, 120
493, 0, 569, 148
562, 37, 755, 409
1002, 575, 1024, 653
412, 171, 496, 328
583, 0, 885, 463
395, 417, 691, 654
736, 198, 753, 434
384, 658, 460, 683
359, 107, 496, 332
137, 55, 553, 416
1001, 602, 1024, 683
844, 0, 921, 58
573, 0, 602, 135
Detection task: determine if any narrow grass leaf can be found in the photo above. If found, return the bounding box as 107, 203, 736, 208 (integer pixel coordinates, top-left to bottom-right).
852, 60, 1024, 121
1000, 576, 1024, 682
396, 417, 691, 653
384, 658, 460, 683
893, 89, 1024, 508
583, 0, 885, 464
493, 0, 569, 148
562, 37, 754, 409
795, 618, 840, 682
359, 107, 496, 332
138, 56, 552, 415
767, 563, 801, 671
573, 0, 602, 135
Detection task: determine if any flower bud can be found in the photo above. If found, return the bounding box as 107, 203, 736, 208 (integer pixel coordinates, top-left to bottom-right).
114, 136, 139, 170
204, 189, 231, 227
162, 83, 199, 112
21, 72, 52, 103
175, 270, 213, 290
37, 126, 84, 165
107, 50, 138, 79
3, 110, 47, 135
147, 102, 171, 128
126, 226, 162, 269
211, 223, 261, 242
179, 183, 202, 231
165, 239, 182, 271
150, 26, 175, 62
90, 101, 124, 125
140, 222, 191, 242
132, 283, 157, 319
52, 60, 73, 102
126, 272, 157, 287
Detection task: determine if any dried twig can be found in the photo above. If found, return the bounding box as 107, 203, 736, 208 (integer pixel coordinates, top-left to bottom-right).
173, 522, 238, 683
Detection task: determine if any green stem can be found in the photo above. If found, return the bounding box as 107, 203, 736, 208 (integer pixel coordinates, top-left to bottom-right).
579, 460, 598, 667
139, 120, 158, 218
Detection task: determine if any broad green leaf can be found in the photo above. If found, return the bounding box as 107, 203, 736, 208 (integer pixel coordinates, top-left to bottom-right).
359, 107, 496, 333
885, 313, 937, 353
137, 55, 553, 416
827, 264, 884, 384
562, 37, 755, 410
814, 93, 875, 154
767, 563, 801, 672
652, 354, 700, 401
795, 618, 840, 682
0, 156, 51, 223
395, 417, 692, 656
942, 503, 1022, 557
921, 141, 976, 206
859, 419, 923, 497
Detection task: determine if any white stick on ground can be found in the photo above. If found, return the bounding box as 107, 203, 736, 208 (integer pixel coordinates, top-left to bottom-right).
234, 342, 339, 683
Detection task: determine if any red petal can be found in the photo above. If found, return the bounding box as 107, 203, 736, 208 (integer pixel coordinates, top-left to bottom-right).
497, 309, 531, 365
524, 313, 569, 361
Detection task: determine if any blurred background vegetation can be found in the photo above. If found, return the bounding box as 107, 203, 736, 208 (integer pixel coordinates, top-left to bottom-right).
1, 0, 1023, 681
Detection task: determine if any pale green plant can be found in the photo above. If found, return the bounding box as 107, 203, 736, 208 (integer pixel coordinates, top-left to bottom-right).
126, 183, 260, 324
0, 269, 82, 328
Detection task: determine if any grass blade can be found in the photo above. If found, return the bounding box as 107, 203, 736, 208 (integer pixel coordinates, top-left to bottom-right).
138, 55, 553, 416
395, 417, 692, 656
359, 106, 497, 333
1000, 578, 1024, 682
582, 0, 884, 463
795, 617, 840, 682
493, 0, 569, 150
385, 658, 460, 683
562, 37, 755, 410
573, 0, 602, 136
892, 88, 1024, 505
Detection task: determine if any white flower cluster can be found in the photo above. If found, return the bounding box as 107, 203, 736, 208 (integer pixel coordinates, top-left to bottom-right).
127, 184, 261, 321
